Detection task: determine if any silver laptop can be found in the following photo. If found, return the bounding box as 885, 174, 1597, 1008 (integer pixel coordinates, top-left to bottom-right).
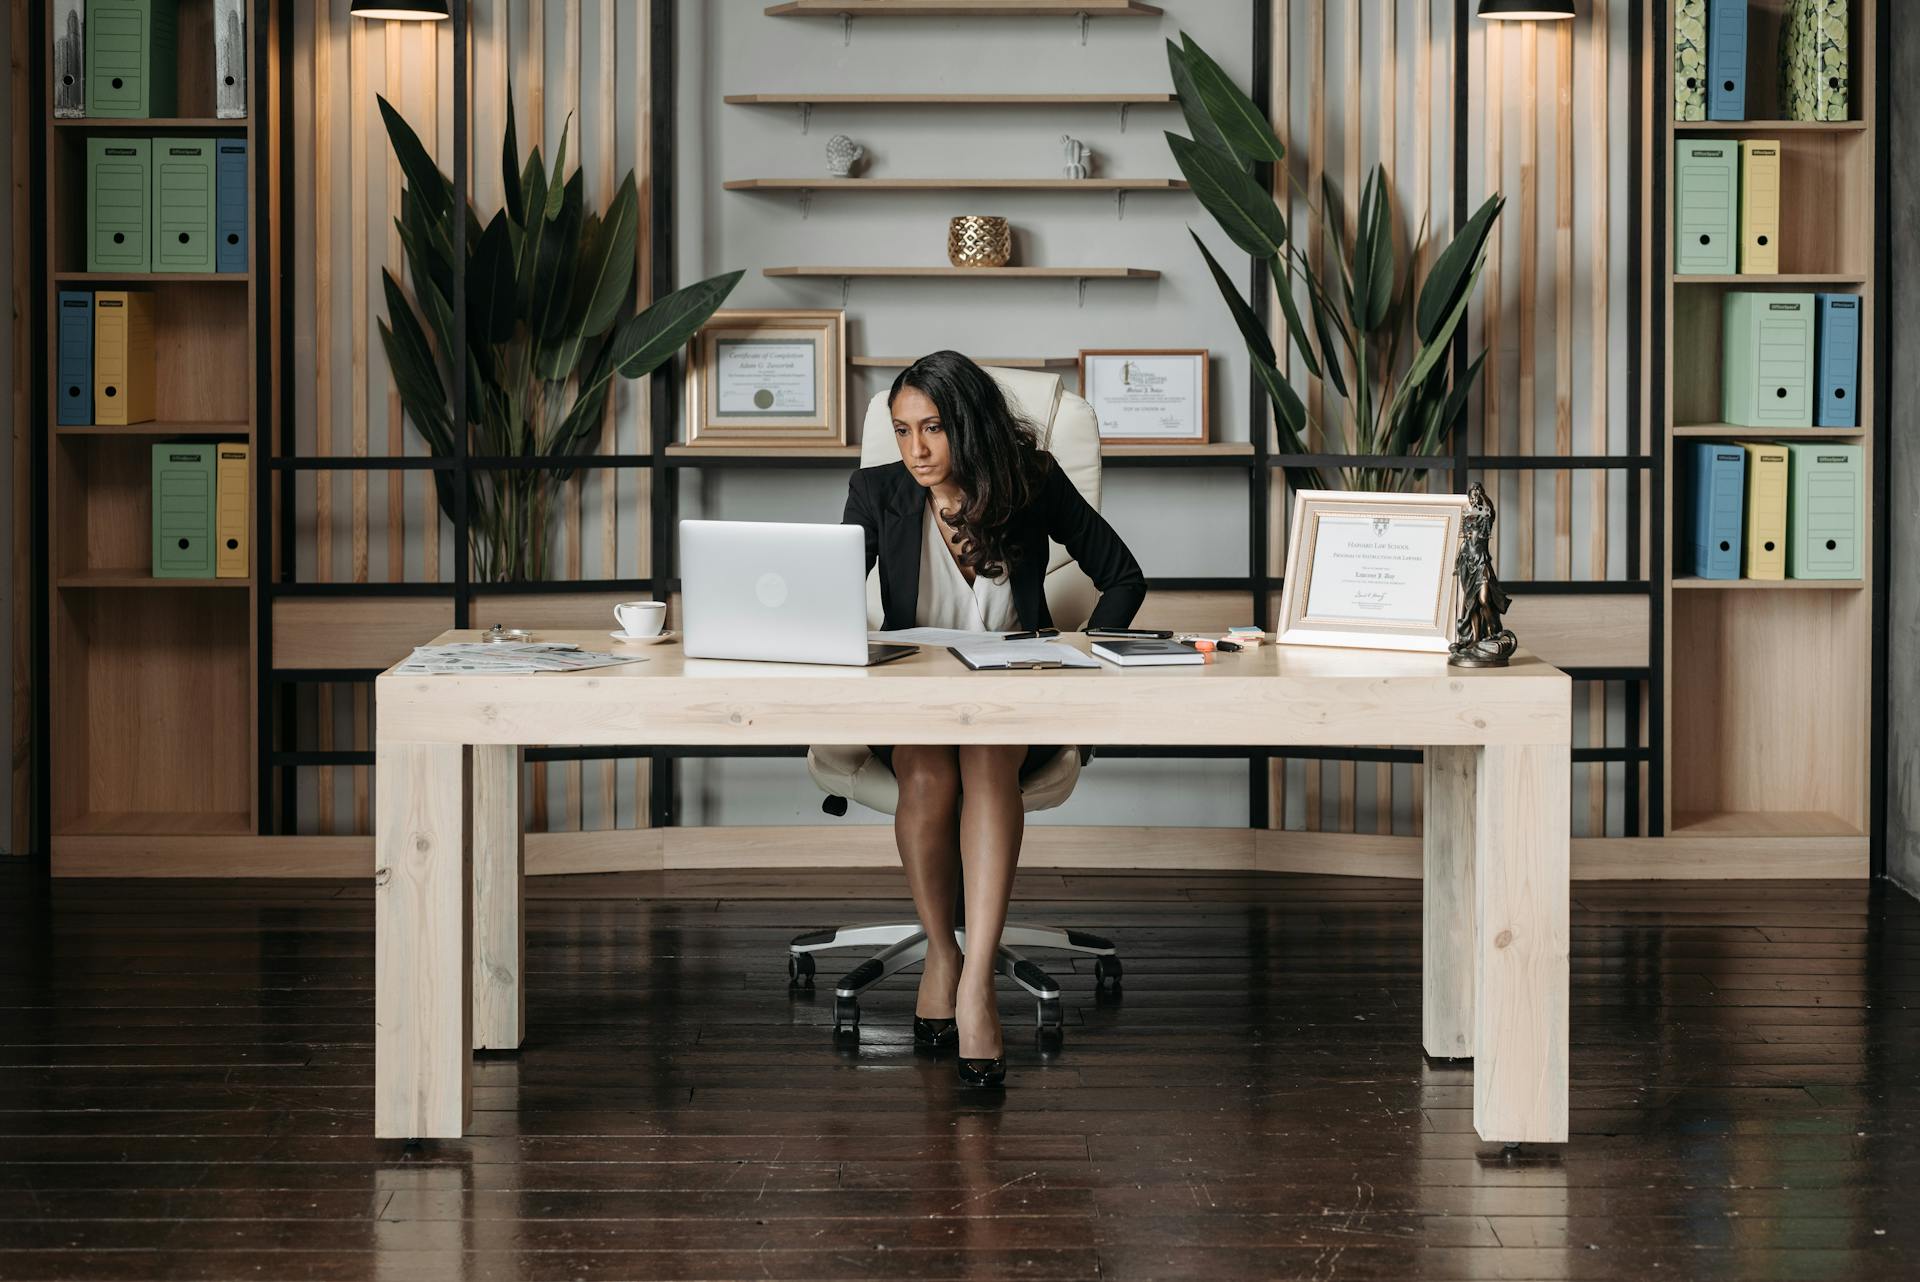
680, 520, 917, 667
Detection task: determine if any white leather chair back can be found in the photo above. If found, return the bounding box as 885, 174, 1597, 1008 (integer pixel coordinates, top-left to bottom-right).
857, 365, 1102, 630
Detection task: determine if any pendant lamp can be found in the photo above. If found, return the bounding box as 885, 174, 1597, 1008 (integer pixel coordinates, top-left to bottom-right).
1477, 0, 1575, 17
350, 0, 449, 18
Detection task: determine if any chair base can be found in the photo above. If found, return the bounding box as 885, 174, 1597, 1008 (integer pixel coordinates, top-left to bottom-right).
787, 922, 1121, 1042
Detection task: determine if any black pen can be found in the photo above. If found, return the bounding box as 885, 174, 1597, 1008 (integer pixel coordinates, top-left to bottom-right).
1002, 628, 1060, 641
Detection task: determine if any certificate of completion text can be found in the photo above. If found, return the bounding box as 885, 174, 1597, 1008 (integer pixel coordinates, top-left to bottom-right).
1303, 513, 1449, 624
715, 339, 818, 416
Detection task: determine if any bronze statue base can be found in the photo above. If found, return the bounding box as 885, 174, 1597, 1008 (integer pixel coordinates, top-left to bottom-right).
1448, 631, 1518, 669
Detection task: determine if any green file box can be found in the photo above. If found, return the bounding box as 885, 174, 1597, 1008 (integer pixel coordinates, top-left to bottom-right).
87, 137, 151, 272
152, 443, 216, 579
1785, 442, 1863, 579
1721, 291, 1815, 428
1780, 0, 1850, 122
85, 0, 179, 118
152, 137, 216, 273
1675, 0, 1708, 121
1675, 140, 1737, 275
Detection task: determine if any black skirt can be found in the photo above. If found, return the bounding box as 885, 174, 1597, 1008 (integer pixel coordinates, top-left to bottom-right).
869, 744, 1063, 780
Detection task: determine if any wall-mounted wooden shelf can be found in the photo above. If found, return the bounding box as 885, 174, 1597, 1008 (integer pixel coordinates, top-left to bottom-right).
727, 177, 1187, 191
1671, 424, 1866, 439
850, 355, 1074, 369
1101, 442, 1254, 458
766, 265, 1159, 278
726, 93, 1175, 107
767, 0, 1162, 16
663, 442, 1252, 463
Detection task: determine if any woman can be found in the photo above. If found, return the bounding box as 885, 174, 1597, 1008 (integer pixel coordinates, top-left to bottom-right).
843, 350, 1147, 1087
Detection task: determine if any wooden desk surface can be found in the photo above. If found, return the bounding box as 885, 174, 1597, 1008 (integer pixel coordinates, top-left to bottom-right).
374, 631, 1571, 748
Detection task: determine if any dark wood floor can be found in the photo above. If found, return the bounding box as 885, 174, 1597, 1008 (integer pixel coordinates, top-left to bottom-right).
0, 862, 1916, 1281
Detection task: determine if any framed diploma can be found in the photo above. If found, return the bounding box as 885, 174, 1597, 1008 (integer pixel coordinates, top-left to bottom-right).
1275, 491, 1469, 653
684, 309, 847, 447
1078, 349, 1209, 444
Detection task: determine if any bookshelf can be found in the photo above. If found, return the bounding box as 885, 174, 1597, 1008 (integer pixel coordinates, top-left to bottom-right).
39, 0, 276, 854
1657, 0, 1879, 846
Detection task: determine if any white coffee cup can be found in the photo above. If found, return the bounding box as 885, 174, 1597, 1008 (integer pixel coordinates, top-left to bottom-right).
614, 600, 667, 637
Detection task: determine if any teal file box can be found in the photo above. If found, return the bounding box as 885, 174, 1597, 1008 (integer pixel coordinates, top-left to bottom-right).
214, 139, 247, 272
1785, 442, 1862, 579
1681, 443, 1746, 580
152, 443, 216, 579
1721, 291, 1815, 428
57, 291, 93, 426
152, 137, 216, 273
85, 0, 179, 118
1675, 0, 1708, 121
87, 137, 151, 272
1706, 0, 1749, 120
1675, 140, 1737, 275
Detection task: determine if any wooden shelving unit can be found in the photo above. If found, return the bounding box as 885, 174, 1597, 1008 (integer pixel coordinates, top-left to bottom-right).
40, 0, 275, 857
765, 265, 1160, 278
1656, 0, 1878, 850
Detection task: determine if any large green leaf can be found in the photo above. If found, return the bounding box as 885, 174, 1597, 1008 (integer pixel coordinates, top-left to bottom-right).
1300, 262, 1351, 400
1188, 228, 1275, 367
539, 174, 639, 378
501, 85, 524, 225
1417, 191, 1503, 342
377, 94, 450, 221
468, 210, 516, 346
1351, 168, 1396, 333
527, 170, 584, 362
1178, 33, 1285, 166
1270, 258, 1321, 381
602, 270, 744, 386
1164, 40, 1233, 162
1166, 133, 1288, 259
378, 271, 451, 445
544, 116, 572, 222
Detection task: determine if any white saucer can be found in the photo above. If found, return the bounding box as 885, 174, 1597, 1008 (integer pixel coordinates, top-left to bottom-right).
610, 630, 676, 645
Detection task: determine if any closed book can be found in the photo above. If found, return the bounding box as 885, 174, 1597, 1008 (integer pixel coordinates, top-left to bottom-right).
1741, 443, 1789, 580
1707, 0, 1748, 120
151, 443, 216, 578
56, 291, 94, 426
214, 139, 247, 272
1721, 291, 1815, 428
215, 443, 249, 578
87, 137, 151, 273
53, 0, 84, 117
1090, 639, 1204, 667
85, 0, 179, 118
214, 0, 247, 118
1674, 140, 1737, 276
1738, 140, 1781, 275
1779, 0, 1849, 122
152, 137, 217, 274
1813, 293, 1861, 427
1785, 442, 1862, 579
1681, 443, 1745, 580
93, 290, 156, 425
1674, 0, 1708, 122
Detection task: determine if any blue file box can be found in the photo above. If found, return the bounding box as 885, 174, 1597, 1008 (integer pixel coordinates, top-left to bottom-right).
215, 138, 247, 273
1813, 293, 1861, 428
1707, 0, 1748, 120
57, 290, 93, 426
1683, 443, 1747, 580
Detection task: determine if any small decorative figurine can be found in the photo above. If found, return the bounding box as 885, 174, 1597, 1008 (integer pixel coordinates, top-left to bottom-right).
1448, 481, 1518, 669
825, 134, 864, 177
1060, 134, 1092, 180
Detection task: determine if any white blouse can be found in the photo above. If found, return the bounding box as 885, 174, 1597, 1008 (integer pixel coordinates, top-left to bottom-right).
917, 498, 1016, 632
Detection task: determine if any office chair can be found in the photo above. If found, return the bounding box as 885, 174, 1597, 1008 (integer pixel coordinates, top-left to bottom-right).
790, 367, 1122, 1048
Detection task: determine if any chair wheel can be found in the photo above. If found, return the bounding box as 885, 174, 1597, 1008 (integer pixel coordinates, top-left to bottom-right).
789, 953, 815, 986
1036, 997, 1063, 1030
833, 996, 860, 1031
1037, 1027, 1065, 1058
1094, 956, 1122, 990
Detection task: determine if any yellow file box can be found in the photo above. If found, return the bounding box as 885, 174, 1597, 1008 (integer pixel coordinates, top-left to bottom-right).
1739, 140, 1781, 275
1741, 442, 1788, 579
215, 442, 249, 578
93, 290, 155, 425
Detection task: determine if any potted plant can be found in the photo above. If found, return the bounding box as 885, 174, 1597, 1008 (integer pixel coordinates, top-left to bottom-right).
378, 93, 742, 581
1164, 34, 1503, 493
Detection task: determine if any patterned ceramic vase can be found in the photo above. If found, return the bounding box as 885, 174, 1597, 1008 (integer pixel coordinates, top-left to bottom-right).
948, 216, 1012, 268
1779, 0, 1850, 122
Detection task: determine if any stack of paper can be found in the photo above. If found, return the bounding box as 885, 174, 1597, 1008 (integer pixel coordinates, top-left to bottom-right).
394, 643, 644, 676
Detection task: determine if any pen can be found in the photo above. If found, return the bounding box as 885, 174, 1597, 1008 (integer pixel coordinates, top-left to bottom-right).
1002, 628, 1059, 641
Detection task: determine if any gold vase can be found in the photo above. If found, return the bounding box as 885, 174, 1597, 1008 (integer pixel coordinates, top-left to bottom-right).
947, 215, 1012, 268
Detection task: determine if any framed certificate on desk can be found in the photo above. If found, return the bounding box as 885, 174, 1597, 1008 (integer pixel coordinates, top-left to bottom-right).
1078, 349, 1208, 444
1275, 491, 1468, 652
684, 309, 846, 447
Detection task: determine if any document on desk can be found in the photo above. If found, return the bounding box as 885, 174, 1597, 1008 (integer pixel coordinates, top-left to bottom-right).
870, 627, 997, 647
947, 639, 1099, 670
394, 643, 646, 675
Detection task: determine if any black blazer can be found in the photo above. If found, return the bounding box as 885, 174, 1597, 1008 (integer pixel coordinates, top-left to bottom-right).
843, 458, 1147, 632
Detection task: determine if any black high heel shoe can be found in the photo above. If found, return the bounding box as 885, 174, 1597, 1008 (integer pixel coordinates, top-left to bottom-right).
913, 1016, 958, 1050
956, 1052, 1006, 1088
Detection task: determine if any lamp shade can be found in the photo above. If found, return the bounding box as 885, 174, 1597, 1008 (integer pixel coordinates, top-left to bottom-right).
1477, 0, 1575, 16
350, 0, 449, 17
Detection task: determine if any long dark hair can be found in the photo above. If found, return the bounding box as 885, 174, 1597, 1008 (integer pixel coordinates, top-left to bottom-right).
889, 350, 1049, 580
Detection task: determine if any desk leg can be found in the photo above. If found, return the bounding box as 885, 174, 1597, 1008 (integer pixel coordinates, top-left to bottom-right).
1472, 742, 1571, 1144
1422, 746, 1477, 1059
472, 745, 526, 1051
374, 741, 472, 1140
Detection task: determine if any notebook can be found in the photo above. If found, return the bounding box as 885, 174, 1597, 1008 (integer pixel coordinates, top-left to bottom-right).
1090, 639, 1204, 667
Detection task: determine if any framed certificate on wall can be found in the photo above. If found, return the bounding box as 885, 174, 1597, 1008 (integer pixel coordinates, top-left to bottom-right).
1078, 349, 1209, 444
684, 309, 846, 447
1275, 491, 1469, 653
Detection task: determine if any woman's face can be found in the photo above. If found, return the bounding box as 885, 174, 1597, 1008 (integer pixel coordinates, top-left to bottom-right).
890, 386, 952, 490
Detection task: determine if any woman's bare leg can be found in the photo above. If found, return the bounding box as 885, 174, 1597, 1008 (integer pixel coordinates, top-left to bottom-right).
890, 745, 963, 1019
954, 744, 1029, 1058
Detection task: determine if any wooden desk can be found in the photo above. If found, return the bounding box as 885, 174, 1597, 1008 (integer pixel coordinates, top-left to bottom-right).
374, 631, 1572, 1144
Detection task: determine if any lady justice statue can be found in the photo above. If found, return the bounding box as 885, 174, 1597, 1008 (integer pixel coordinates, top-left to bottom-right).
1449, 481, 1519, 668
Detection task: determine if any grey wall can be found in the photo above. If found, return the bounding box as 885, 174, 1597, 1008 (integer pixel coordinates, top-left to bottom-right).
1889, 1, 1919, 896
